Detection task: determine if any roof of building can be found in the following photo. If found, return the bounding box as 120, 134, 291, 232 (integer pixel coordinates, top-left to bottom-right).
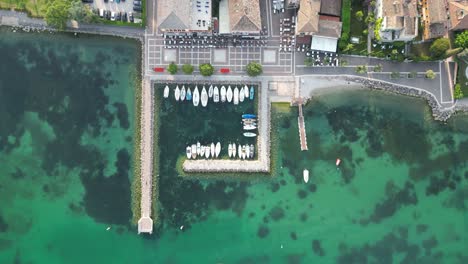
382, 0, 417, 29
317, 18, 342, 38
449, 0, 468, 31
319, 0, 342, 17
228, 0, 261, 33
297, 0, 321, 34
157, 0, 191, 31
427, 0, 448, 24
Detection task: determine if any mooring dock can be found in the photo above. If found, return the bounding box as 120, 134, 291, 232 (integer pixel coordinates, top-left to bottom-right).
297, 102, 308, 151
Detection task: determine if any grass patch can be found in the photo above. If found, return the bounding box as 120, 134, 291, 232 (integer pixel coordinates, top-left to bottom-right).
409, 42, 433, 61
0, 0, 47, 17
341, 0, 351, 36
457, 59, 468, 97
340, 0, 368, 55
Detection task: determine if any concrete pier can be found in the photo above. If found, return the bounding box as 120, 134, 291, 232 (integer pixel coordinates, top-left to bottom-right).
297, 103, 308, 151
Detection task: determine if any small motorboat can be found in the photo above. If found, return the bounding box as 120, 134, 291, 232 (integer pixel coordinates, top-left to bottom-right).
227, 86, 233, 103
242, 114, 256, 119
336, 158, 341, 166
242, 118, 257, 123
208, 85, 213, 98
211, 143, 215, 158
174, 85, 180, 101
244, 85, 249, 98
186, 146, 191, 159
164, 85, 169, 98
250, 86, 254, 100
243, 124, 257, 130
243, 132, 256, 137
106, 226, 111, 231
215, 142, 221, 157
232, 143, 237, 158
200, 146, 205, 157
238, 145, 242, 159
213, 86, 219, 103
196, 142, 201, 156
205, 147, 210, 159
228, 144, 233, 158
239, 86, 245, 102
220, 86, 226, 102
201, 86, 208, 107
233, 87, 239, 105
186, 87, 192, 101
250, 144, 254, 158
193, 86, 200, 107
180, 85, 186, 101
246, 144, 250, 158
191, 144, 197, 159
303, 169, 309, 183
241, 145, 246, 160
243, 121, 257, 127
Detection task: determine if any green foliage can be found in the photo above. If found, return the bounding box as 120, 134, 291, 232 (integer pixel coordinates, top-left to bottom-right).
199, 63, 214, 76
455, 31, 468, 49
408, 71, 417, 78
341, 0, 351, 36
363, 29, 368, 35
246, 62, 263, 77
167, 62, 178, 75
365, 14, 375, 24
425, 69, 436, 79
430, 38, 450, 58
45, 0, 71, 30
355, 65, 367, 74
182, 64, 194, 74
455, 83, 464, 99
374, 18, 383, 41
391, 71, 400, 79
344, 43, 354, 52
355, 11, 364, 21
338, 32, 349, 51
68, 0, 96, 23
304, 58, 313, 67
445, 47, 463, 58
340, 59, 348, 66
373, 64, 382, 72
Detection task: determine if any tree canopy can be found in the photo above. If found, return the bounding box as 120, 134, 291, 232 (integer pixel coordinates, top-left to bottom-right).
167, 62, 178, 75
199, 63, 214, 76
246, 62, 263, 77
425, 69, 436, 79
182, 64, 194, 74
455, 31, 468, 49
45, 0, 71, 30
430, 38, 450, 58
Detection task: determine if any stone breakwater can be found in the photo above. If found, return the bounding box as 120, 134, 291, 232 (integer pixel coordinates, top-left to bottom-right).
341, 76, 455, 122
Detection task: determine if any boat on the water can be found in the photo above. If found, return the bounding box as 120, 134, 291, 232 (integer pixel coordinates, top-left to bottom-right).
244, 85, 249, 98
191, 144, 197, 159
164, 85, 169, 98
186, 146, 191, 159
250, 86, 254, 100
233, 87, 239, 105
227, 86, 233, 103
243, 124, 257, 130
242, 114, 256, 119
238, 145, 242, 159
250, 144, 254, 158
186, 87, 192, 101
243, 132, 256, 137
196, 142, 201, 155
201, 86, 208, 107
175, 85, 180, 101
303, 169, 309, 183
220, 86, 226, 102
215, 142, 221, 157
205, 146, 210, 159
200, 145, 205, 157
228, 144, 232, 158
208, 85, 213, 98
336, 158, 341, 166
246, 144, 250, 159
242, 118, 256, 122
211, 143, 215, 157
213, 86, 219, 103
232, 143, 237, 158
241, 145, 246, 160
239, 86, 245, 102
180, 85, 186, 101
193, 86, 200, 107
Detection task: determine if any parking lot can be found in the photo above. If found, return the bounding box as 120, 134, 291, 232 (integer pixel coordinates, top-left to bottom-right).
89, 0, 143, 23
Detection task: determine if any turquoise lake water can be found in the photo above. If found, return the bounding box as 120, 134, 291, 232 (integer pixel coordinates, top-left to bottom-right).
0, 29, 467, 263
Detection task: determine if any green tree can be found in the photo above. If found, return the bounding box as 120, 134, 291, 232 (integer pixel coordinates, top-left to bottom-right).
454, 83, 464, 99
199, 63, 214, 76
391, 71, 400, 79
355, 65, 367, 74
344, 43, 354, 52
304, 58, 313, 67
408, 71, 417, 78
182, 64, 194, 74
45, 0, 71, 30
68, 1, 87, 22
455, 31, 468, 49
246, 62, 263, 77
425, 69, 436, 79
373, 64, 382, 72
430, 38, 450, 58
167, 62, 178, 74
355, 11, 364, 21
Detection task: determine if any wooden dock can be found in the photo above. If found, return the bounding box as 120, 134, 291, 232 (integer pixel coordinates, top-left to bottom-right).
297, 101, 308, 151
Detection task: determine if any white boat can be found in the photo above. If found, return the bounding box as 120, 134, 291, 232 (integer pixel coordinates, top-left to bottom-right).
196, 142, 201, 155
228, 144, 233, 158
208, 85, 213, 98
186, 146, 191, 159
193, 86, 200, 107
163, 85, 169, 98
232, 143, 236, 158
244, 85, 249, 98
215, 142, 221, 157
233, 87, 239, 105
244, 124, 256, 130
205, 146, 210, 159
227, 86, 233, 103
241, 145, 246, 160
238, 145, 242, 159
201, 86, 208, 107
220, 86, 226, 102
239, 86, 245, 103
191, 144, 197, 159
180, 85, 186, 101
175, 85, 180, 101
213, 86, 219, 103
243, 132, 256, 137
250, 144, 254, 158
211, 143, 215, 157
303, 169, 309, 183
336, 158, 341, 166
200, 146, 205, 157
186, 87, 192, 101
246, 144, 250, 159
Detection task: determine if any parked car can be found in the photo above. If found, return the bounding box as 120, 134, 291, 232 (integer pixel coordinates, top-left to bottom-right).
81, 0, 93, 3
121, 12, 127, 22
111, 11, 116, 21
133, 6, 142, 12
104, 0, 108, 2
133, 0, 141, 5
116, 12, 121, 21
128, 12, 134, 23
105, 10, 111, 20
116, 0, 120, 3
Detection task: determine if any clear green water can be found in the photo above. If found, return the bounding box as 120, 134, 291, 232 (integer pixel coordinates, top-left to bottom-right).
1, 29, 467, 264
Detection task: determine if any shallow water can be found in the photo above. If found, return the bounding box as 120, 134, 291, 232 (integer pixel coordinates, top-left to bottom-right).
1, 29, 467, 264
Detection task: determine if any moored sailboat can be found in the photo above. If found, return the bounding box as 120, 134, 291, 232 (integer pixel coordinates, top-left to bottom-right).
213, 86, 219, 103
193, 86, 200, 107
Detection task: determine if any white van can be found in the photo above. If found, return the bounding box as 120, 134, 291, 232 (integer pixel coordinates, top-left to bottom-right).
99, 9, 104, 18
